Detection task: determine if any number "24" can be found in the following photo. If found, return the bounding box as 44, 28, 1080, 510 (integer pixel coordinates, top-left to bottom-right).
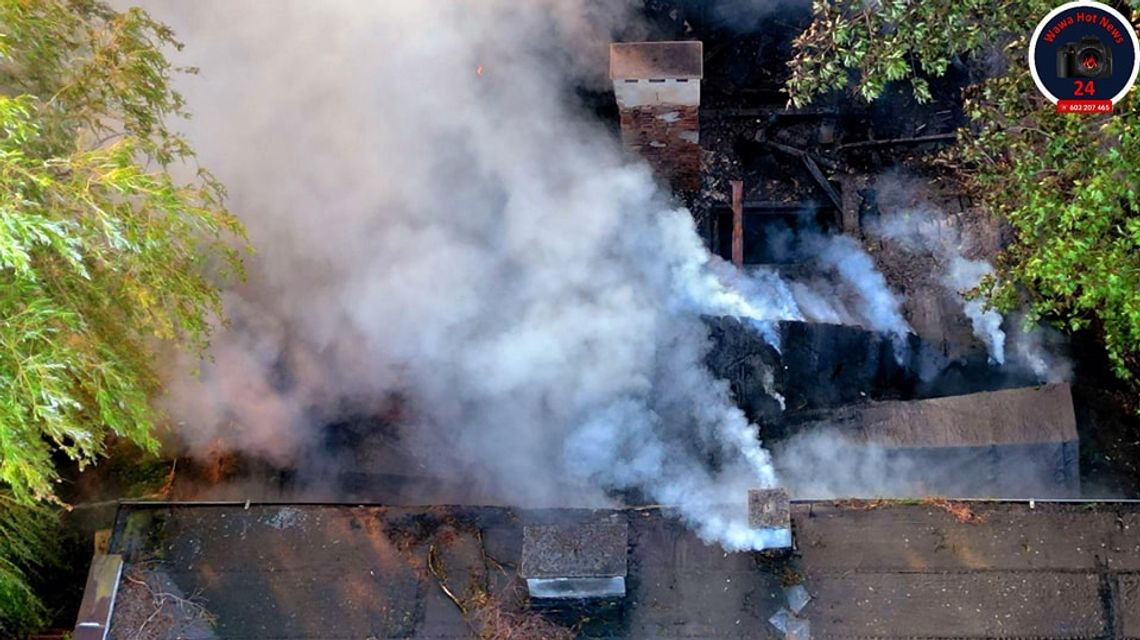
1074, 80, 1096, 96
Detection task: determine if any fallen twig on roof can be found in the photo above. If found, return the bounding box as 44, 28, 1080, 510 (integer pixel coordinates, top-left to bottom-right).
923, 498, 987, 524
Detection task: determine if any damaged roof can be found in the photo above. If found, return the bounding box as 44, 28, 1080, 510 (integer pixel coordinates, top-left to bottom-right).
100, 500, 1140, 639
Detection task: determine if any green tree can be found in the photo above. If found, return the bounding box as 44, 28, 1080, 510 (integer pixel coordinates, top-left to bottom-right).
1, 0, 245, 502
787, 0, 1140, 389
0, 1, 244, 631
0, 495, 58, 636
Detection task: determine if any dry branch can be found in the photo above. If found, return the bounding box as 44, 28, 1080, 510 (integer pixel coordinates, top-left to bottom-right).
426, 533, 573, 640
923, 498, 987, 524
113, 562, 215, 640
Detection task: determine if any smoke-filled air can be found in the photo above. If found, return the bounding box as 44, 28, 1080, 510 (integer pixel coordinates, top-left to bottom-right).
137, 0, 913, 550
16, 0, 1140, 635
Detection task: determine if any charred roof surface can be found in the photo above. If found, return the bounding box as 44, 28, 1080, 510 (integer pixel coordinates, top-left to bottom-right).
609, 41, 703, 80
104, 500, 1140, 639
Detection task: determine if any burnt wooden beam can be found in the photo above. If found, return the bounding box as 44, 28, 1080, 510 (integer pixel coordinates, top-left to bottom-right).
811, 154, 842, 171
837, 133, 957, 151
730, 180, 744, 268
837, 174, 867, 236
702, 40, 734, 65
703, 107, 841, 119
763, 141, 843, 214
764, 140, 806, 158
740, 201, 818, 213
801, 154, 844, 214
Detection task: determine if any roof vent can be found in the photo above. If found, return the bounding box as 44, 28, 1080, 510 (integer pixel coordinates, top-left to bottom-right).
520, 522, 628, 599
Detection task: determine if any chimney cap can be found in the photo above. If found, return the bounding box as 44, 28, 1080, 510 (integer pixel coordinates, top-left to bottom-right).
610, 41, 703, 80
749, 487, 791, 530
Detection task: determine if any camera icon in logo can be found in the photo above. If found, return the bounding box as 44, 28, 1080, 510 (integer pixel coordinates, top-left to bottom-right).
1057, 36, 1112, 78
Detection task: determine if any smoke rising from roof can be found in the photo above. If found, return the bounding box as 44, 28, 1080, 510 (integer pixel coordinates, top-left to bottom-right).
810, 234, 912, 358
133, 0, 933, 548
944, 255, 1005, 365
134, 0, 806, 550
867, 207, 1070, 382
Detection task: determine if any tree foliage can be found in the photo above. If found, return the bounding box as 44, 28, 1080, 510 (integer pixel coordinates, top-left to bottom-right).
0, 0, 244, 504
786, 0, 1053, 107
0, 494, 58, 636
787, 0, 1140, 386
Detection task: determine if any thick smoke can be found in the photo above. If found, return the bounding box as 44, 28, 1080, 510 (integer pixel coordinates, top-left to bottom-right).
131, 0, 934, 546
702, 242, 911, 353
810, 234, 911, 357
134, 0, 815, 550
751, 223, 913, 354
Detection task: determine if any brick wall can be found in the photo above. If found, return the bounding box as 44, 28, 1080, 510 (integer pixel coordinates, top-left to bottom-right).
618, 104, 700, 191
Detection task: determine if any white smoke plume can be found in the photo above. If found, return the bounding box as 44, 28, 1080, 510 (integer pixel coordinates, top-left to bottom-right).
131, 0, 812, 550
751, 224, 913, 354
869, 210, 1008, 364
867, 206, 1073, 382
944, 256, 1005, 365
811, 234, 912, 357
1007, 310, 1073, 383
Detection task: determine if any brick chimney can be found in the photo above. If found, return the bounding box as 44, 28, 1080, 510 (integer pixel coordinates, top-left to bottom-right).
610, 41, 703, 191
